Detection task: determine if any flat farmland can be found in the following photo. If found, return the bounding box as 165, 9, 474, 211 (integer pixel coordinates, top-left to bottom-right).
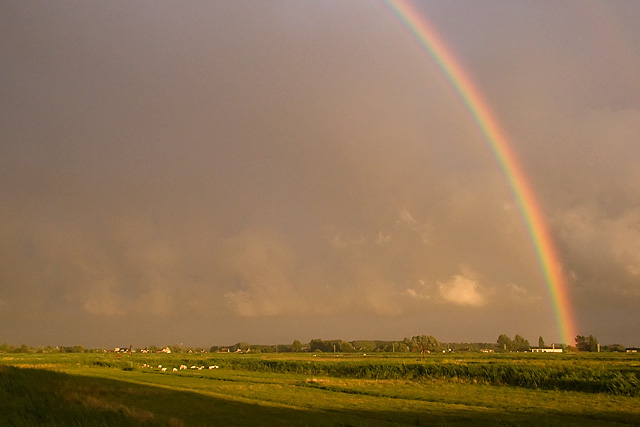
1, 352, 639, 426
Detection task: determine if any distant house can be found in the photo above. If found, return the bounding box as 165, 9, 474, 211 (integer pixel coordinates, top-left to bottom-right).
531, 344, 563, 353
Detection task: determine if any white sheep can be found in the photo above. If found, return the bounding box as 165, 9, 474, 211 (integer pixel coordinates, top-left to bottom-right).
161, 367, 167, 372
173, 368, 178, 372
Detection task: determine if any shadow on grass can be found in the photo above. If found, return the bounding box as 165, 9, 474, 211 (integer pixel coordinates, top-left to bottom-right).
1, 365, 637, 427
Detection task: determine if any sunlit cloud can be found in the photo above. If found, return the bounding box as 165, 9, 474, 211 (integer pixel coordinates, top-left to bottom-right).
437, 273, 487, 307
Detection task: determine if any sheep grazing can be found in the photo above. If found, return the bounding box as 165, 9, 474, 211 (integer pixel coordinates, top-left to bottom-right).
161, 367, 167, 372
180, 365, 187, 370
208, 365, 219, 369
173, 368, 178, 372
158, 365, 162, 369
190, 365, 197, 369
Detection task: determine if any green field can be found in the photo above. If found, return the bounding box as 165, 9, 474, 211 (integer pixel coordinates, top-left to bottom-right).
2, 352, 639, 426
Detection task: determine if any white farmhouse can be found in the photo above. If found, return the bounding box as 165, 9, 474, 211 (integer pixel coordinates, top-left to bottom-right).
531, 344, 563, 353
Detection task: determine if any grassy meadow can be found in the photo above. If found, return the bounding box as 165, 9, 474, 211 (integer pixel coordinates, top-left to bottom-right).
1, 351, 639, 426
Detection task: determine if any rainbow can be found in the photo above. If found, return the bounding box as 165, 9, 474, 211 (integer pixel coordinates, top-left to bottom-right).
384, 0, 576, 345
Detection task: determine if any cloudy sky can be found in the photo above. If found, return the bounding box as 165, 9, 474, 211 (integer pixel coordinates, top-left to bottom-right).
2, 1, 639, 348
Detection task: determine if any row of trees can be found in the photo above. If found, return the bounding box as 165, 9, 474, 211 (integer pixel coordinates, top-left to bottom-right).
0, 343, 88, 354
497, 334, 531, 352
496, 334, 619, 353
211, 334, 622, 354
575, 335, 599, 352
215, 336, 486, 354
2, 334, 627, 355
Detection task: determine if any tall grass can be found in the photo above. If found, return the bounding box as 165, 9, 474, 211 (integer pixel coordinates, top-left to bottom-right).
0, 365, 182, 426
181, 356, 640, 396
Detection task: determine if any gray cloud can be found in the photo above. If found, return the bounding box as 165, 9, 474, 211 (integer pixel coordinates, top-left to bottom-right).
1, 1, 639, 347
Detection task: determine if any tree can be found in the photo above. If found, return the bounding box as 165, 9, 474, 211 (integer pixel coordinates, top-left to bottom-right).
233, 342, 250, 352
602, 344, 625, 352
411, 335, 440, 356
309, 339, 327, 352
291, 340, 302, 352
426, 336, 440, 352
513, 335, 530, 352
575, 335, 599, 352
390, 341, 406, 352
411, 335, 427, 356
497, 334, 513, 351
538, 336, 545, 348
339, 341, 355, 352
352, 341, 375, 352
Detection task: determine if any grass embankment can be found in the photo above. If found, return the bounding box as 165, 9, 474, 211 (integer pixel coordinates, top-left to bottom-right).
0, 365, 183, 426
2, 352, 640, 426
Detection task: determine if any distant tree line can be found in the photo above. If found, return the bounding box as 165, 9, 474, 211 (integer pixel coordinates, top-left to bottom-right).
496, 334, 531, 352
493, 333, 618, 353
1, 334, 629, 355
207, 334, 621, 354
0, 343, 90, 354
575, 334, 600, 352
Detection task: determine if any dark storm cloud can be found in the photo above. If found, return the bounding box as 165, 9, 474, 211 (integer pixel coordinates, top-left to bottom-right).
1, 1, 639, 347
